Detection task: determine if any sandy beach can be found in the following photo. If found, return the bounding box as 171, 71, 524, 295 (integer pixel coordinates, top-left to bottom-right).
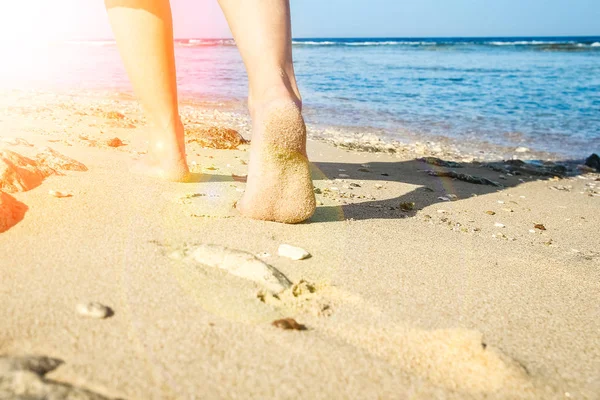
1, 90, 599, 399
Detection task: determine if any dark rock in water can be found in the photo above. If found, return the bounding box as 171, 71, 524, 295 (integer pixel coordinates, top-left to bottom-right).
585, 153, 600, 172
0, 355, 117, 399
418, 157, 463, 168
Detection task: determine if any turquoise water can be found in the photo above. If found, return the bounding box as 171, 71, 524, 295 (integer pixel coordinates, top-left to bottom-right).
2, 37, 599, 157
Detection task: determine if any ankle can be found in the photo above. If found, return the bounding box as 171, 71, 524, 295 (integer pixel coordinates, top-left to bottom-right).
148, 118, 187, 158
248, 76, 302, 117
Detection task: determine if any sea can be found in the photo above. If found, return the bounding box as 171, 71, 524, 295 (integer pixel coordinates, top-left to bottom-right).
1, 36, 599, 158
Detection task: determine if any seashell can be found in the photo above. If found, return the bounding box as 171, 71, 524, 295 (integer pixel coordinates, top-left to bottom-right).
76, 302, 112, 319
278, 244, 311, 261
48, 190, 72, 198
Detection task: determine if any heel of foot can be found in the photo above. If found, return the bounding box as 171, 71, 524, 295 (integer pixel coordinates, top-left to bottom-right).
238, 98, 316, 224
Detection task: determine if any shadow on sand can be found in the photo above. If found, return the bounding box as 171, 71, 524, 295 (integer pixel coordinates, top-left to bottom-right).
309, 156, 597, 222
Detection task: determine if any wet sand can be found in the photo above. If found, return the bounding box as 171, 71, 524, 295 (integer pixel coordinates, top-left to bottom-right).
1, 90, 599, 399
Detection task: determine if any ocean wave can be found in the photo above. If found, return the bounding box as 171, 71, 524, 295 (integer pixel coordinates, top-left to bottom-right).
64, 38, 600, 50
292, 41, 337, 45
292, 40, 437, 46
486, 41, 568, 46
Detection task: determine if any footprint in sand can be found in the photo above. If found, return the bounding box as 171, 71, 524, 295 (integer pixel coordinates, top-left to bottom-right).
164, 242, 538, 396
169, 244, 293, 293
0, 355, 117, 399
324, 322, 535, 394
164, 243, 335, 323
170, 188, 239, 219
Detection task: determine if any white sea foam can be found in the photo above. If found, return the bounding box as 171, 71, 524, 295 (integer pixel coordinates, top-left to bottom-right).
591, 42, 600, 47
292, 41, 336, 45
486, 41, 558, 46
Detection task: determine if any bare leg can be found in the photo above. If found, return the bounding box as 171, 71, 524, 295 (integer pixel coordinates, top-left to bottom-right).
105, 0, 189, 181
218, 0, 316, 223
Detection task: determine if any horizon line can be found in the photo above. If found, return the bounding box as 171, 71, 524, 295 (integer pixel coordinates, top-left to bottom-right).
72, 34, 600, 42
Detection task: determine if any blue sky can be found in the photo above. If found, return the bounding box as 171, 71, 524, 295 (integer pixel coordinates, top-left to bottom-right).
290, 0, 600, 38
6, 0, 599, 40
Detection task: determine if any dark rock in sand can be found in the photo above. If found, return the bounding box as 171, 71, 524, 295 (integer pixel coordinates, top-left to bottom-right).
585, 153, 600, 172
0, 355, 117, 399
485, 159, 571, 177
418, 157, 463, 168
186, 126, 248, 150
427, 170, 501, 187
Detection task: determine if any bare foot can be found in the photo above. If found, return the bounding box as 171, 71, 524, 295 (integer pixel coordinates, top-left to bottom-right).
131, 121, 191, 182
236, 99, 316, 223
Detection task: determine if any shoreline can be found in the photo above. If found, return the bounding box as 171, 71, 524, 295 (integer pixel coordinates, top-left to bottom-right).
12, 87, 585, 162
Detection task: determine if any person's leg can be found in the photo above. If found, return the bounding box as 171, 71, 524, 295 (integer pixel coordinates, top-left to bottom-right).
218, 0, 316, 223
105, 0, 189, 181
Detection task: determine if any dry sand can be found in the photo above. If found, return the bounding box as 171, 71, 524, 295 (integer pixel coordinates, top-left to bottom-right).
1, 90, 599, 399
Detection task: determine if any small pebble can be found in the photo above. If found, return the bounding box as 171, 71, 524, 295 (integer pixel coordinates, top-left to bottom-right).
494, 222, 506, 228
399, 202, 415, 211
106, 137, 124, 147
272, 318, 307, 331
278, 244, 311, 261
374, 184, 383, 189
76, 302, 112, 319
48, 190, 72, 198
